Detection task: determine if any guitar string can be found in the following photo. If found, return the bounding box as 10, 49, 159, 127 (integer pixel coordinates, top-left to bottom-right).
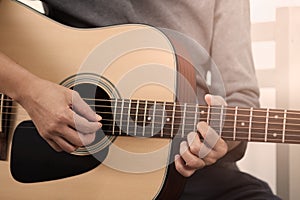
1, 104, 300, 121
1, 109, 300, 131
2, 125, 300, 144
1, 101, 300, 120
2, 97, 300, 115
1, 108, 300, 129
1, 121, 300, 138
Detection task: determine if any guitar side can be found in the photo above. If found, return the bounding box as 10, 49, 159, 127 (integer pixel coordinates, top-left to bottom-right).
0, 0, 183, 199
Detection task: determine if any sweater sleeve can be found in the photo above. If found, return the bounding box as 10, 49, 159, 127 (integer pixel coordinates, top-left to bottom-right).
211, 0, 260, 162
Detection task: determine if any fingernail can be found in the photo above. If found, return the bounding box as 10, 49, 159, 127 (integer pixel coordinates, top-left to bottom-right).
197, 121, 206, 131
96, 114, 102, 121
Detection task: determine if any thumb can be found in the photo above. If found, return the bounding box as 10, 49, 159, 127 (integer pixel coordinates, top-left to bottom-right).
71, 91, 101, 122
204, 94, 227, 106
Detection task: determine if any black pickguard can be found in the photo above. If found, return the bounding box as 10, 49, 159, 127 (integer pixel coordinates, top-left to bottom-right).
10, 121, 108, 183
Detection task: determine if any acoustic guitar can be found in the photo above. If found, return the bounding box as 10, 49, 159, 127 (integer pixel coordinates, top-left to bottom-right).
0, 1, 299, 199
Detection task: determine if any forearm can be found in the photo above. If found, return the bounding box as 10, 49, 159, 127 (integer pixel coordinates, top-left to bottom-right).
0, 51, 40, 101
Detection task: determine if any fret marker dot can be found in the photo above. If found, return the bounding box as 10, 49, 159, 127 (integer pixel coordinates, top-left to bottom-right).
273, 133, 277, 137
201, 110, 205, 115
147, 116, 152, 121
166, 118, 170, 122
241, 122, 245, 126
275, 115, 279, 119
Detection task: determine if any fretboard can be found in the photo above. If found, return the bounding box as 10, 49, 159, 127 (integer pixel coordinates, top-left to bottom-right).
0, 93, 3, 132
96, 98, 300, 144
0, 93, 13, 160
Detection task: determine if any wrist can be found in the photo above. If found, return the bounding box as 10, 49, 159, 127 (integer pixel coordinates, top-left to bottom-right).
12, 72, 42, 105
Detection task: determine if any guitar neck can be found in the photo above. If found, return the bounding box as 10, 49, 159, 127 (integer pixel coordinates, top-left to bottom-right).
2, 96, 299, 145
105, 98, 300, 144
0, 93, 13, 160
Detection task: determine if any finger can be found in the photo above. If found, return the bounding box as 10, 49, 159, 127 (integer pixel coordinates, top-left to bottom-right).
71, 91, 102, 122
59, 126, 84, 147
174, 154, 196, 177
78, 132, 96, 146
198, 141, 213, 159
187, 131, 214, 159
179, 141, 205, 169
197, 122, 228, 157
197, 122, 220, 149
71, 113, 102, 134
201, 149, 221, 165
186, 132, 201, 155
47, 139, 63, 152
205, 94, 227, 106
61, 127, 96, 147
53, 137, 77, 153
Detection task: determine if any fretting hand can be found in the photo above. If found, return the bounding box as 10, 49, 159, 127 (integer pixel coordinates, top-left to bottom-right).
174, 94, 228, 177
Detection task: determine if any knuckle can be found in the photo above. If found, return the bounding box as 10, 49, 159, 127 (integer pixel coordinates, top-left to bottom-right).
204, 157, 216, 165
71, 90, 80, 99
84, 133, 96, 145
189, 144, 200, 155
75, 138, 84, 147
184, 170, 195, 178
46, 122, 59, 134
175, 163, 186, 176
188, 160, 197, 167
54, 147, 63, 152
66, 146, 77, 153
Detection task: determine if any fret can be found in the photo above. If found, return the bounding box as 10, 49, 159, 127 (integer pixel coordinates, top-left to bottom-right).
112, 98, 118, 135
151, 102, 164, 137
222, 107, 235, 140
162, 102, 174, 138
161, 102, 166, 137
142, 100, 148, 137
181, 103, 187, 138
0, 94, 3, 132
284, 110, 300, 144
134, 100, 139, 136
283, 109, 287, 143
209, 106, 223, 135
219, 105, 224, 137
251, 108, 267, 142
119, 99, 125, 135
127, 99, 138, 136
182, 104, 198, 135
151, 101, 157, 137
206, 105, 210, 124
193, 104, 198, 132
265, 109, 285, 143
126, 99, 131, 135
171, 102, 176, 138
248, 107, 253, 141
235, 107, 251, 141
264, 108, 269, 142
233, 106, 238, 141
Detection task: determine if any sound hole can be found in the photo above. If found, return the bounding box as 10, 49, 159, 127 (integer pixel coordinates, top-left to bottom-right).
71, 83, 115, 155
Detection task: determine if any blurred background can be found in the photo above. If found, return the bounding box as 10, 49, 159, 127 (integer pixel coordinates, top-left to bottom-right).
18, 0, 300, 199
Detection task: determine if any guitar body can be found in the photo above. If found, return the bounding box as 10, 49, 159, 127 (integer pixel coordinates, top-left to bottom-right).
0, 0, 187, 199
